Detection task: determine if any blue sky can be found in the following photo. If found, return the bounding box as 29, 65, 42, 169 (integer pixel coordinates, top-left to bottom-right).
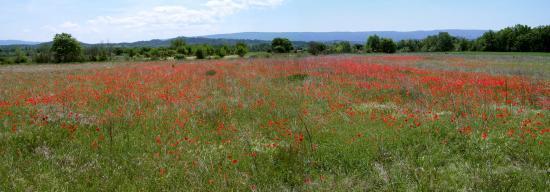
1, 0, 549, 43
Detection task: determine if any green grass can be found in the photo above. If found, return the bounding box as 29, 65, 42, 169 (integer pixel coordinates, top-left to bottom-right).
449, 51, 550, 57
0, 53, 548, 191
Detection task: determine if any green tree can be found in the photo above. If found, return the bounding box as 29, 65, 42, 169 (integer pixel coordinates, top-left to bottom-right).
170, 38, 187, 49
205, 45, 215, 57
478, 31, 498, 51
165, 49, 177, 59
217, 46, 228, 58
353, 44, 364, 52
380, 38, 397, 53
168, 38, 187, 59
510, 24, 532, 51
515, 33, 536, 52
421, 32, 455, 52
127, 48, 137, 58
51, 33, 82, 63
422, 35, 438, 52
307, 41, 327, 56
149, 48, 160, 60
113, 48, 124, 56
33, 45, 52, 63
176, 47, 188, 55
271, 38, 293, 53
366, 35, 381, 52
14, 48, 28, 64
195, 46, 207, 59
436, 32, 454, 52
139, 47, 151, 57
493, 24, 531, 51
455, 38, 471, 51
334, 41, 352, 53
397, 40, 422, 52
85, 45, 110, 62
531, 25, 550, 52
235, 42, 248, 57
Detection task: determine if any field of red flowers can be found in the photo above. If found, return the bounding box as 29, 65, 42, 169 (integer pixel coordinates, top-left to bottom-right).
1, 53, 548, 191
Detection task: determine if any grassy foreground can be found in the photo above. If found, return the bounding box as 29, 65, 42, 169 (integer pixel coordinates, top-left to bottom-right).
0, 54, 548, 191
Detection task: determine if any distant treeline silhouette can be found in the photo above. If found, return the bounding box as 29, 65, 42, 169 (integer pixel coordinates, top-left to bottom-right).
1, 24, 549, 64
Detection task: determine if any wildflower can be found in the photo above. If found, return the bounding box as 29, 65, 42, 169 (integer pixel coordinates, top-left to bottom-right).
507, 129, 515, 137
482, 132, 488, 140
91, 140, 99, 150
295, 133, 304, 143
304, 177, 312, 185
159, 168, 166, 176
155, 135, 162, 145
459, 126, 472, 135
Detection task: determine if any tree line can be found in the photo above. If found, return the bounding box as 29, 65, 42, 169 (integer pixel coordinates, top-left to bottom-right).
0, 33, 250, 64
305, 24, 550, 55
1, 24, 549, 64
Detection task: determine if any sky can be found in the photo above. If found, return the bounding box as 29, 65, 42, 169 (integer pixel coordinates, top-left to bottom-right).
1, 0, 549, 43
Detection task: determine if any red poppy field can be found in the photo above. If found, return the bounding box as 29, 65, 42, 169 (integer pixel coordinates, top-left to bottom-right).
1, 53, 549, 191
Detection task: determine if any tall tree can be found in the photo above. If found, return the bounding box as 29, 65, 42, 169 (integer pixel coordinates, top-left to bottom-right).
338, 41, 352, 53
436, 32, 454, 52
195, 46, 207, 59
170, 38, 187, 49
532, 25, 550, 52
235, 42, 249, 58
397, 39, 422, 52
51, 33, 82, 63
14, 48, 28, 64
307, 41, 327, 55
366, 35, 381, 52
271, 38, 293, 53
478, 31, 497, 51
353, 44, 364, 52
380, 38, 397, 53
217, 45, 228, 58
33, 44, 52, 63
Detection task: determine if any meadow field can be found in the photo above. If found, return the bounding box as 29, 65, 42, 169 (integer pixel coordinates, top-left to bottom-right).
0, 53, 548, 191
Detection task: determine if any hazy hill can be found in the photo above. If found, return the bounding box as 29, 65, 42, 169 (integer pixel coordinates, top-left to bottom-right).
0, 37, 279, 48
1, 30, 488, 48
0, 40, 41, 46
103, 37, 276, 48
202, 30, 488, 43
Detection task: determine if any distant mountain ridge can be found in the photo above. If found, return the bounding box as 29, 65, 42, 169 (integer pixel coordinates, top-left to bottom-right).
102, 37, 275, 48
0, 40, 41, 46
1, 29, 488, 47
0, 37, 277, 48
202, 30, 488, 43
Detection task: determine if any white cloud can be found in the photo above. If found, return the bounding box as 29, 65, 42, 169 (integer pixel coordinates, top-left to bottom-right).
42, 21, 83, 36
60, 21, 81, 29
50, 0, 284, 42
89, 0, 283, 29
